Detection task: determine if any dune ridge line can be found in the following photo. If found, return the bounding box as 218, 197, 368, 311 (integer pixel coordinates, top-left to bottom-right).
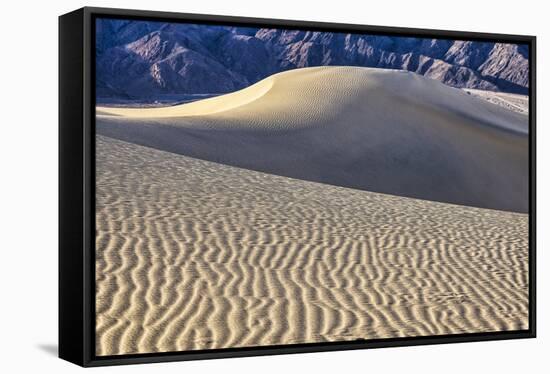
97, 66, 529, 213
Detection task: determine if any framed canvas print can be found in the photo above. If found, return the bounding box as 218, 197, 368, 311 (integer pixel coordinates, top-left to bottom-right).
59, 7, 536, 367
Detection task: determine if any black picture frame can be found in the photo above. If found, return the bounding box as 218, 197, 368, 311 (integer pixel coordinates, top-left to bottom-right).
59, 6, 537, 367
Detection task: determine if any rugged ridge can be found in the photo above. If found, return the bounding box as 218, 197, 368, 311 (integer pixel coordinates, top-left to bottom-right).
96, 19, 529, 99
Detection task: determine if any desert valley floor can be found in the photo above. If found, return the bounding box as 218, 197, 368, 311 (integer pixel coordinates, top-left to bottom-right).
96, 135, 528, 355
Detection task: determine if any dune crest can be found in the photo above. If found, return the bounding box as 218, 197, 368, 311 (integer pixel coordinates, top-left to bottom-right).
98, 75, 275, 118
97, 66, 529, 213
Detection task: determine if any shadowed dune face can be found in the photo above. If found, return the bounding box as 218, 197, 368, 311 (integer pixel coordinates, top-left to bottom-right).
97, 66, 528, 213
95, 136, 528, 355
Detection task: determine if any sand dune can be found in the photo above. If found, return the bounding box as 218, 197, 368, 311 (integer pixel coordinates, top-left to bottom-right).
463, 88, 529, 115
95, 135, 529, 356
96, 78, 274, 117
97, 66, 528, 213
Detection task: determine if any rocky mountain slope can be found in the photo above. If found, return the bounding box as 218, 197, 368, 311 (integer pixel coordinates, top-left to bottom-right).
96, 19, 529, 99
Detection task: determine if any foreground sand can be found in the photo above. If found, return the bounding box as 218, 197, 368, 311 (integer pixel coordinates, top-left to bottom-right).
96, 135, 528, 356
97, 66, 529, 213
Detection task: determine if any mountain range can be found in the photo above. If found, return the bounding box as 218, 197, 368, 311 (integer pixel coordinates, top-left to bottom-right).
96, 19, 529, 100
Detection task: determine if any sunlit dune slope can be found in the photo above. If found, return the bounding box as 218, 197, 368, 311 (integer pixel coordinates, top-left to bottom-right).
97, 66, 528, 212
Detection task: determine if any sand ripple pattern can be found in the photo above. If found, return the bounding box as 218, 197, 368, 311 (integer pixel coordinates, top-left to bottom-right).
96, 135, 529, 356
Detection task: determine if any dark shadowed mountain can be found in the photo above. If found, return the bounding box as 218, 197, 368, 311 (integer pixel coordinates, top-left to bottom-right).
96, 19, 529, 100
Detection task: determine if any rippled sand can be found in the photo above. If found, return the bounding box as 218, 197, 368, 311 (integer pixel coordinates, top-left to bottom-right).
95, 135, 529, 356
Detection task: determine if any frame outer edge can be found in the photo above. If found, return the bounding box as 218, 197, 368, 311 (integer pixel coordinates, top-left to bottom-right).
77, 6, 537, 366
59, 7, 86, 367
530, 36, 536, 338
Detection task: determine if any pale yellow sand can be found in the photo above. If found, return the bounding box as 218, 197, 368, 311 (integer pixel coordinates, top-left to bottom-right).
97, 67, 528, 213
96, 135, 529, 356
462, 88, 529, 115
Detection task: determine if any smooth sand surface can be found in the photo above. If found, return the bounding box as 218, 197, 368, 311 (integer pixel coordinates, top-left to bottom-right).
96, 135, 529, 356
97, 66, 528, 213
